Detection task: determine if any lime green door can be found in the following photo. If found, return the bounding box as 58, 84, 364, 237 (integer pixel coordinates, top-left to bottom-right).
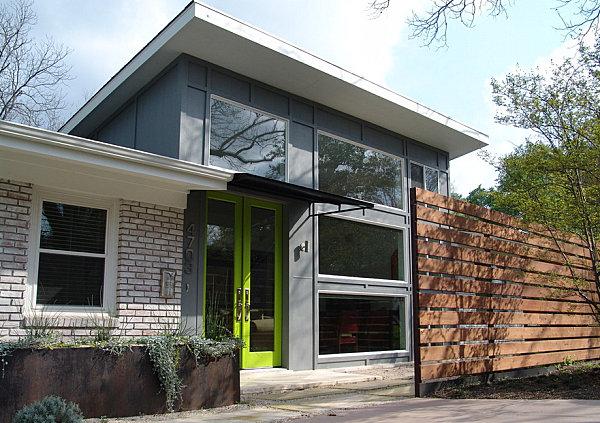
204, 193, 282, 369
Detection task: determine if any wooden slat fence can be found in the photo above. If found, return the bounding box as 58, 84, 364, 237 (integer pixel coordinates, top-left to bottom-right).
410, 188, 600, 396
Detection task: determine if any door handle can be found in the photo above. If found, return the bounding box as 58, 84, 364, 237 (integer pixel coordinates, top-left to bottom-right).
236, 288, 242, 322
245, 288, 250, 322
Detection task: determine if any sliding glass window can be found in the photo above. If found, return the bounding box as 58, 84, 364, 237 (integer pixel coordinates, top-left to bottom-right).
210, 97, 286, 181
318, 133, 404, 209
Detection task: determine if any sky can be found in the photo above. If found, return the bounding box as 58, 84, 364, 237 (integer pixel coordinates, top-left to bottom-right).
29, 0, 586, 195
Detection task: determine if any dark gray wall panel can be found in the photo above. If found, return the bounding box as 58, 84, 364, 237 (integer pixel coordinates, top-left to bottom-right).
292, 100, 313, 124
188, 62, 207, 88
437, 152, 449, 170
254, 85, 289, 117
286, 202, 314, 370
97, 102, 136, 148
289, 122, 314, 188
407, 142, 437, 167
136, 66, 181, 158
363, 126, 404, 157
315, 109, 361, 141
180, 87, 206, 163
181, 191, 206, 335
211, 70, 250, 103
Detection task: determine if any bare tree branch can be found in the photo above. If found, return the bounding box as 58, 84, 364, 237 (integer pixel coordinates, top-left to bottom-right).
0, 0, 72, 130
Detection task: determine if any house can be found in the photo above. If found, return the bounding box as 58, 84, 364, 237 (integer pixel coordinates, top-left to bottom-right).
0, 2, 487, 370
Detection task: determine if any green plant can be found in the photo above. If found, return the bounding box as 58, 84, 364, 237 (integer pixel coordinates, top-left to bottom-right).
203, 292, 232, 341
87, 310, 115, 343
23, 309, 62, 346
12, 395, 83, 423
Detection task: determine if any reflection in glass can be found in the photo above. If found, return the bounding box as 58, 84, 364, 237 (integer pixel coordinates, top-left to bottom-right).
318, 134, 403, 208
249, 207, 276, 352
426, 167, 439, 193
319, 294, 406, 355
210, 98, 286, 180
410, 163, 424, 189
205, 199, 236, 339
319, 217, 404, 280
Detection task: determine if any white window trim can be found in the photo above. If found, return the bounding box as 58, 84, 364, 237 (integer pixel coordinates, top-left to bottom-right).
410, 161, 440, 193
25, 188, 118, 316
317, 131, 406, 211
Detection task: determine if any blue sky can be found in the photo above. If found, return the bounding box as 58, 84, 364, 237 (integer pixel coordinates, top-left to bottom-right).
30, 0, 582, 195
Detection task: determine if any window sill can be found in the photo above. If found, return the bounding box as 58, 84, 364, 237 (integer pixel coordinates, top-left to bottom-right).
23, 313, 119, 329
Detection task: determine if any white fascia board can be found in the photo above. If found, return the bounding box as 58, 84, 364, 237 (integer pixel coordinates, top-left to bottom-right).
0, 120, 233, 208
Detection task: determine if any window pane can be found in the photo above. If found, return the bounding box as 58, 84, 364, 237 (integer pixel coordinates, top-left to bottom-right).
425, 167, 439, 193
210, 98, 286, 180
318, 134, 403, 208
37, 253, 104, 306
410, 163, 424, 189
205, 199, 236, 339
319, 294, 406, 355
319, 217, 404, 280
40, 202, 106, 253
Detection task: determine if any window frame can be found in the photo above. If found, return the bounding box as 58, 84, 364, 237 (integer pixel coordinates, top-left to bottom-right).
26, 189, 118, 315
316, 131, 406, 211
317, 214, 409, 285
316, 290, 410, 359
208, 94, 289, 182
410, 161, 446, 194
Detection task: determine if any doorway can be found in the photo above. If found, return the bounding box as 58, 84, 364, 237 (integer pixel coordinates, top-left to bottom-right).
204, 192, 282, 368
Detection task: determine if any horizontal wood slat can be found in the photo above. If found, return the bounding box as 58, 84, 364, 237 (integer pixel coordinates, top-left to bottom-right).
420, 326, 600, 344
418, 275, 596, 301
419, 310, 599, 326
421, 337, 600, 361
420, 348, 600, 381
419, 292, 594, 314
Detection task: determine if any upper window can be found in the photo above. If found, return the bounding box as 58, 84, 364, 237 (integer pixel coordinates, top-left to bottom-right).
32, 196, 113, 309
410, 163, 448, 194
209, 97, 286, 181
318, 133, 404, 209
319, 216, 405, 281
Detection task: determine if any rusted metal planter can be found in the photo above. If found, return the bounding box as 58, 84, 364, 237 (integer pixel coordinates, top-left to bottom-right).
0, 346, 240, 422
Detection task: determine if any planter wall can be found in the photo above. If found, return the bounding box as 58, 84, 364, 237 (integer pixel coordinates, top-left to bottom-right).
0, 346, 240, 422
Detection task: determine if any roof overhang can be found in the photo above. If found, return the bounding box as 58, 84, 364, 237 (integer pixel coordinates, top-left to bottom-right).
61, 1, 488, 160
0, 120, 233, 208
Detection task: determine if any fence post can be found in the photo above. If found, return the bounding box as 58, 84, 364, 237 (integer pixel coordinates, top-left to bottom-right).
410, 187, 422, 397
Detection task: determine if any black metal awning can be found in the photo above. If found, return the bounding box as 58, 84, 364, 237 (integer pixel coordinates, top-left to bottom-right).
227, 173, 374, 212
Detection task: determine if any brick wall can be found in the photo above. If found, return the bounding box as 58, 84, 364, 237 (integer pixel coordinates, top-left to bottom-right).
0, 179, 185, 341
117, 201, 184, 336
0, 180, 32, 339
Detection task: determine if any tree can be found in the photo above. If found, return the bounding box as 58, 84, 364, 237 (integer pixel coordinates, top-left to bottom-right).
0, 0, 71, 130
369, 0, 600, 46
490, 40, 600, 322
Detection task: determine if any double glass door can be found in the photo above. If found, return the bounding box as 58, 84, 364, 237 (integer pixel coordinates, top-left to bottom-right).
204, 193, 282, 368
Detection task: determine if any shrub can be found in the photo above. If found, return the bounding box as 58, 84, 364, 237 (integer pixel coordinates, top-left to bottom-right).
12, 396, 83, 423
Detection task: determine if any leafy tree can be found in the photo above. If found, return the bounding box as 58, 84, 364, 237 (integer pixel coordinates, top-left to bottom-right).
369, 0, 600, 46
490, 40, 600, 322
0, 0, 71, 130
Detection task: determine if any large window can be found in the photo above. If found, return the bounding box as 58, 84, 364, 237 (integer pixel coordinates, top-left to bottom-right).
319, 217, 405, 281
319, 294, 406, 355
31, 195, 114, 309
318, 133, 404, 209
209, 97, 286, 181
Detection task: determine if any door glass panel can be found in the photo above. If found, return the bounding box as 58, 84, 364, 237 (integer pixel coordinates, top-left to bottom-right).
249, 207, 276, 352
205, 199, 235, 339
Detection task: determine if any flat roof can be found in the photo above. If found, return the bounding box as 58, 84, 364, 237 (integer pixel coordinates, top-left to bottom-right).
62, 1, 488, 160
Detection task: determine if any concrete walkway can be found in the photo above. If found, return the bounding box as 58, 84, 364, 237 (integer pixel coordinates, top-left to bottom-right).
89, 366, 600, 422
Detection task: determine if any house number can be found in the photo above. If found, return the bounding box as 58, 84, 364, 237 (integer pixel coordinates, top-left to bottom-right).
184, 223, 195, 274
